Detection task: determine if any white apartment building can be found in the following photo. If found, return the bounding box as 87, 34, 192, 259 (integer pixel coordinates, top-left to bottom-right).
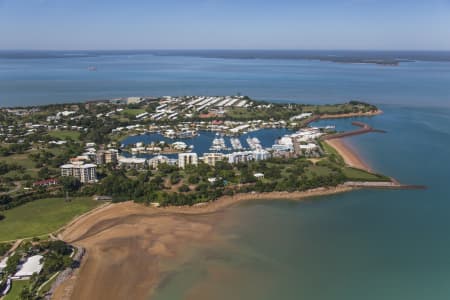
178, 153, 198, 169
201, 153, 225, 166
60, 162, 97, 183
148, 155, 170, 169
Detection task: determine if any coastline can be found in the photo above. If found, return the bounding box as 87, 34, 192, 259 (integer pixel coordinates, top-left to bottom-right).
319, 109, 383, 120
325, 138, 372, 172
50, 109, 382, 300
53, 185, 354, 300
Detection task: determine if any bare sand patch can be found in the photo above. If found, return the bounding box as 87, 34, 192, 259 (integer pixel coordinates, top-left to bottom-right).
53, 186, 354, 300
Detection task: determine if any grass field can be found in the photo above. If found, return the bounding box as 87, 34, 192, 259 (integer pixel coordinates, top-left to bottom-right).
4, 279, 29, 300
0, 153, 36, 169
306, 165, 335, 178
0, 197, 100, 242
320, 141, 345, 165
48, 130, 81, 141
121, 108, 146, 118
0, 152, 39, 181
342, 167, 390, 182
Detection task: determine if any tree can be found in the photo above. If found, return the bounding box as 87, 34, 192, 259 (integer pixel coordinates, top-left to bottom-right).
0, 194, 12, 205
187, 175, 200, 184
60, 176, 81, 193
19, 287, 34, 300
5, 252, 20, 274
178, 184, 190, 193
38, 166, 50, 179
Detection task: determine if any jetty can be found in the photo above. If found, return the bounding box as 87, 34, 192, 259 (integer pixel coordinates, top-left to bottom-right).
324, 121, 386, 140
343, 181, 427, 190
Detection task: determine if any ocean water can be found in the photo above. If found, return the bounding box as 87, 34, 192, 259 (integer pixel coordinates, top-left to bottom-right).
1, 51, 450, 299
1, 51, 450, 107
152, 106, 450, 300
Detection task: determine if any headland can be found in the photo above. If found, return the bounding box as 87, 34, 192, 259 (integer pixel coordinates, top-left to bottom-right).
0, 95, 420, 300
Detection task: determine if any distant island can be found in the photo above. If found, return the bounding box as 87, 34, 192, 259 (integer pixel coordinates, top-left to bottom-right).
0, 95, 424, 299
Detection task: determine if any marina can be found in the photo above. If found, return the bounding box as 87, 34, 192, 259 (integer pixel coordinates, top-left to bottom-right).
120, 128, 293, 159
231, 137, 244, 150
209, 135, 230, 152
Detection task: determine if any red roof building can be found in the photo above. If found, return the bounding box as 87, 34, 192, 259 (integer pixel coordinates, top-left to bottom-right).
33, 178, 59, 187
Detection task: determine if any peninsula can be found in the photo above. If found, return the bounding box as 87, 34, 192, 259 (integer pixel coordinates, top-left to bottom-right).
0, 95, 419, 299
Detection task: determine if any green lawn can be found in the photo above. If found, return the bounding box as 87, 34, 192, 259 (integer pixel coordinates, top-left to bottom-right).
320, 141, 345, 165
0, 153, 36, 169
121, 108, 146, 118
0, 197, 100, 242
342, 167, 390, 182
48, 130, 81, 141
4, 279, 29, 300
305, 165, 335, 178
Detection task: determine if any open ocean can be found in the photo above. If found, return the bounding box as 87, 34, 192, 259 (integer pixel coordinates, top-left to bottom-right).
1, 51, 450, 299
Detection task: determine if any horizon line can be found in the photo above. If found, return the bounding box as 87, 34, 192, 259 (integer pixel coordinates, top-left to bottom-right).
1, 48, 450, 52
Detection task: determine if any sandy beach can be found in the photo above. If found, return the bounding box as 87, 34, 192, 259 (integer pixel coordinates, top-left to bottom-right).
325, 138, 372, 172
52, 186, 353, 300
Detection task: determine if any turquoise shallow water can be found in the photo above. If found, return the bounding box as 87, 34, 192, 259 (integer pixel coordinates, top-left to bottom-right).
1, 51, 450, 299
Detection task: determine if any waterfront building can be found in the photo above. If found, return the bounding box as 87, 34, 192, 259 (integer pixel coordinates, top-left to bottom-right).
105, 149, 118, 164
300, 143, 319, 154
201, 153, 226, 166
96, 149, 118, 165
148, 155, 170, 169
118, 156, 147, 169
253, 149, 271, 161
178, 153, 198, 169
60, 162, 97, 183
228, 151, 254, 164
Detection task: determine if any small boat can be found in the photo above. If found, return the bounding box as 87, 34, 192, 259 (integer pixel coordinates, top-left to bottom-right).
87, 66, 97, 71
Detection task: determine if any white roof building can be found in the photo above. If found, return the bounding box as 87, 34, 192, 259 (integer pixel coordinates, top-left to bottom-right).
13, 255, 43, 278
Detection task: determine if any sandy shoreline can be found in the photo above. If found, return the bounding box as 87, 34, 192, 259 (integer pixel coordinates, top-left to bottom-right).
325, 138, 372, 172
52, 110, 381, 300
53, 185, 354, 300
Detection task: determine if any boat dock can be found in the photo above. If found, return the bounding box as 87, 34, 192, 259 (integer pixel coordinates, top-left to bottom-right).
246, 137, 262, 150
209, 136, 229, 151
231, 137, 244, 150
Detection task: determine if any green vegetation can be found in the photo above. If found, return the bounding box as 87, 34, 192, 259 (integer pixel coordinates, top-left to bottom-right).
1, 240, 73, 300
342, 167, 390, 182
0, 242, 11, 256
224, 101, 377, 122
0, 98, 388, 221
0, 153, 36, 170
48, 130, 81, 141
0, 197, 100, 241
37, 271, 59, 297
121, 108, 146, 118
4, 279, 30, 300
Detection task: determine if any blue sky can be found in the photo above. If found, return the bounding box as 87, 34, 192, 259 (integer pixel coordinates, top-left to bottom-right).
0, 0, 449, 50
